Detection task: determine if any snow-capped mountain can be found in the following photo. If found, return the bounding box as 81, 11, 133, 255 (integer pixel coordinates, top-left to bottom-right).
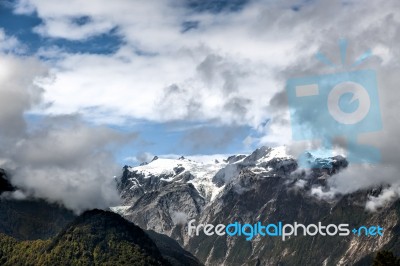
115, 146, 400, 265
114, 146, 293, 236
120, 146, 291, 201
127, 156, 227, 202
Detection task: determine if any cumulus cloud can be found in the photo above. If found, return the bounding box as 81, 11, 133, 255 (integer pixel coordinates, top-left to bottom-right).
5, 0, 400, 206
0, 50, 135, 213
33, 16, 115, 41
4, 116, 135, 212
0, 54, 45, 138
10, 0, 282, 127
366, 186, 400, 212
0, 29, 24, 54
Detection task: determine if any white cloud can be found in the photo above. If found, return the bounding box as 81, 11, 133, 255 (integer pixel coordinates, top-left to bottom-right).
366, 185, 400, 212
13, 0, 304, 128
0, 42, 135, 213
0, 29, 24, 53
33, 17, 115, 40
311, 186, 336, 200
15, 0, 397, 131
6, 0, 400, 205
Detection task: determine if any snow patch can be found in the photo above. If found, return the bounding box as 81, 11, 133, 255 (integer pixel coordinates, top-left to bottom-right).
110, 205, 130, 215
129, 157, 226, 201
257, 146, 291, 163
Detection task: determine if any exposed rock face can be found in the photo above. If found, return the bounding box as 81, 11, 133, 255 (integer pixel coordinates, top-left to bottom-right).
116, 146, 400, 265
116, 157, 224, 237
125, 183, 205, 236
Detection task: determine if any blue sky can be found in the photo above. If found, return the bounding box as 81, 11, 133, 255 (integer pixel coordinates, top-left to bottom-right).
0, 0, 266, 165
0, 0, 393, 167
0, 3, 122, 55
1, 0, 399, 207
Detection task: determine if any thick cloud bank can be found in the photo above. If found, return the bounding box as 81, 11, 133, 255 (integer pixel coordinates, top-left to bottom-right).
2, 0, 400, 210
0, 52, 131, 213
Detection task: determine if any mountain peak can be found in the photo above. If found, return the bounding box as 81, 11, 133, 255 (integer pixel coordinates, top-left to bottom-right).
45, 209, 171, 265
247, 145, 290, 161
0, 208, 202, 266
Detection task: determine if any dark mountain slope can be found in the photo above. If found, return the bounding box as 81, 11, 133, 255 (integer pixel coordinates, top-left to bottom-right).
0, 169, 76, 240
0, 198, 76, 240
0, 209, 204, 265
0, 209, 170, 265
44, 209, 170, 265
0, 169, 202, 265
147, 229, 203, 266
0, 169, 13, 193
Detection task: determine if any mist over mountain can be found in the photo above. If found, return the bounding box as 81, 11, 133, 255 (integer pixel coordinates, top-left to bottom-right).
116, 146, 400, 265
0, 53, 135, 213
0, 170, 202, 265
0, 169, 76, 241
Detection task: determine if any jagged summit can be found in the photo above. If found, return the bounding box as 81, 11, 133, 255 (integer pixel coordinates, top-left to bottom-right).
115, 146, 349, 237
120, 146, 296, 204
113, 146, 400, 265
118, 146, 346, 209
243, 145, 291, 163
